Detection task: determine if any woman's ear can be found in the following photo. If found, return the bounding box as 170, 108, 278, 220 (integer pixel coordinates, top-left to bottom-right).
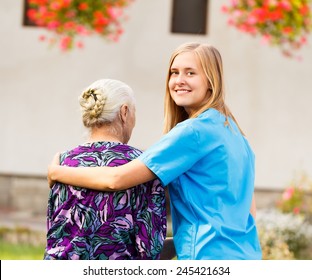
119, 104, 128, 124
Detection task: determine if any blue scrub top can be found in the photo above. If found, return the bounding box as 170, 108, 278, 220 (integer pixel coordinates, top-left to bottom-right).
138, 109, 262, 260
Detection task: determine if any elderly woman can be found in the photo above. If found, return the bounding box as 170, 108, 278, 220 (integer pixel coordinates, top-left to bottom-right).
44, 79, 166, 260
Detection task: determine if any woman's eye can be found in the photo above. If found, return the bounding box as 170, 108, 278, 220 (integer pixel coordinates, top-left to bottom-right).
187, 72, 194, 75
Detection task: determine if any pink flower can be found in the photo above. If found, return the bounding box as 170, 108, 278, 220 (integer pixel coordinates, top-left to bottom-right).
63, 21, 76, 30
27, 9, 37, 21
47, 21, 60, 30
301, 36, 308, 44
50, 2, 62, 11
230, 0, 239, 6
108, 33, 120, 42
282, 187, 295, 200
227, 18, 235, 26
293, 207, 301, 215
76, 41, 84, 49
59, 36, 72, 51
221, 0, 311, 58
63, 0, 72, 7
107, 7, 123, 20
26, 0, 133, 51
65, 11, 76, 18
300, 4, 310, 16
76, 25, 89, 36
279, 1, 292, 11
38, 6, 47, 14
221, 5, 229, 13
38, 34, 46, 41
78, 3, 89, 11
295, 55, 303, 62
247, 15, 257, 25
233, 10, 243, 18
261, 34, 271, 45
282, 26, 293, 34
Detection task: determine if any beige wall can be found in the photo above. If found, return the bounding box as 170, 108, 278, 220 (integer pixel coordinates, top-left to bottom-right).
0, 173, 283, 216
1, 0, 312, 189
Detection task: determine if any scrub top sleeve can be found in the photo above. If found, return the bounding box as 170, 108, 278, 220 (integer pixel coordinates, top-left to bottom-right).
138, 123, 202, 186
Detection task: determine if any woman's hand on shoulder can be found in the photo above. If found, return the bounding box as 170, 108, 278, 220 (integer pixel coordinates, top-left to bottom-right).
47, 152, 61, 188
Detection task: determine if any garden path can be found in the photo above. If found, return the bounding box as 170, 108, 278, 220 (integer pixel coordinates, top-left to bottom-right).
0, 207, 46, 232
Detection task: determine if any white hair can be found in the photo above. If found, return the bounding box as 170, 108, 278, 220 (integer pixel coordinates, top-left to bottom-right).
79, 79, 135, 128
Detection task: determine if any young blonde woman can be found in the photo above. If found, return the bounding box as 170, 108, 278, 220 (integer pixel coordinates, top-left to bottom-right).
48, 43, 262, 260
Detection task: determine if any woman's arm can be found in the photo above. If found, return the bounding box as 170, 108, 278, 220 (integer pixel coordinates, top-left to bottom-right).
47, 153, 156, 191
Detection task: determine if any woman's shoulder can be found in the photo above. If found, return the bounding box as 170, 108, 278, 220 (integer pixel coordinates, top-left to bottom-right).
116, 143, 142, 153
197, 108, 225, 124
63, 141, 142, 153
177, 108, 223, 134
60, 142, 143, 166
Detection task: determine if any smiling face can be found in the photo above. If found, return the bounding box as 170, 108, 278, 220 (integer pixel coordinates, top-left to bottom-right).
168, 51, 210, 116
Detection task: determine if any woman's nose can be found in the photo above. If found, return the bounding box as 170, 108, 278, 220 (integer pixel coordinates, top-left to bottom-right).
175, 74, 185, 84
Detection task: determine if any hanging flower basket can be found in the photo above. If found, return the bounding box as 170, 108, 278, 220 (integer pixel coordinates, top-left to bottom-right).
221, 0, 312, 58
26, 0, 134, 51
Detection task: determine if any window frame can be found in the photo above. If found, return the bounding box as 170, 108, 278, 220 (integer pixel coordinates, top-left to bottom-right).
171, 0, 209, 35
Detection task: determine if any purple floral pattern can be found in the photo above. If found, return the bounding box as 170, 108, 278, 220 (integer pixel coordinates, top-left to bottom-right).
44, 142, 166, 260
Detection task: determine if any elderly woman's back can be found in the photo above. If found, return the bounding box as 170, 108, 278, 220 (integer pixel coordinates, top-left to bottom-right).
44, 79, 166, 260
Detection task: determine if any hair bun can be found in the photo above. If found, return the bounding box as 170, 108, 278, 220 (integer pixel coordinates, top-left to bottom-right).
79, 78, 135, 128
79, 88, 106, 126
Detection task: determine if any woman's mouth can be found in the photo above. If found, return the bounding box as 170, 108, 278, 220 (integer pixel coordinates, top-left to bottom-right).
175, 89, 191, 94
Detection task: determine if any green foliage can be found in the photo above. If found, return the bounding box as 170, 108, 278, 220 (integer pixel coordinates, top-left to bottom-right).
0, 239, 44, 260
27, 0, 134, 50
222, 0, 312, 58
257, 208, 312, 259
258, 174, 312, 260
277, 173, 312, 216
0, 226, 45, 260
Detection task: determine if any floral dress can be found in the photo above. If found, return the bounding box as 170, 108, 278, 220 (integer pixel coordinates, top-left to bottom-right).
44, 141, 166, 260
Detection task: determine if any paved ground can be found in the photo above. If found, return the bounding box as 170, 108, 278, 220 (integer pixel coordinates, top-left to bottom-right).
0, 208, 46, 232
0, 208, 177, 259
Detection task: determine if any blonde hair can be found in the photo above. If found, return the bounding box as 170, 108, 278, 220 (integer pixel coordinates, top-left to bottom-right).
163, 42, 243, 134
79, 79, 135, 128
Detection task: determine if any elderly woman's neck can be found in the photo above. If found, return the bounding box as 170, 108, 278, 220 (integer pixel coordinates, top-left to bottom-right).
88, 124, 126, 144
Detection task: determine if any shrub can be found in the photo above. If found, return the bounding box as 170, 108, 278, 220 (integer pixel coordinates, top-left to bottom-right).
257, 208, 312, 259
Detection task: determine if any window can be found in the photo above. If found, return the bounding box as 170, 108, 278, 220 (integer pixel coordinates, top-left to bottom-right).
22, 0, 37, 26
171, 0, 209, 35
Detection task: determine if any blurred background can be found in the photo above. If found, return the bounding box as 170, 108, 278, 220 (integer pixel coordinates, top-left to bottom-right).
0, 0, 312, 259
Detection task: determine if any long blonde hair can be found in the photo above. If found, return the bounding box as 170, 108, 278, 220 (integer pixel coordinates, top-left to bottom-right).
163, 42, 243, 134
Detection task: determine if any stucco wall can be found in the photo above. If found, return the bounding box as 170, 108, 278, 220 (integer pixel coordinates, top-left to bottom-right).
0, 173, 283, 216
1, 0, 312, 189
